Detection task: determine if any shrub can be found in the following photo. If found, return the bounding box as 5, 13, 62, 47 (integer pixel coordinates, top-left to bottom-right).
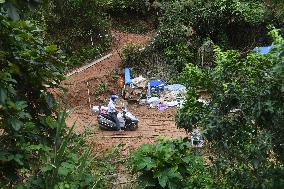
24, 112, 95, 188
130, 137, 213, 189
125, 0, 283, 78
122, 43, 144, 68
176, 29, 284, 188
122, 44, 179, 81
38, 0, 112, 68
0, 9, 119, 188
106, 0, 152, 17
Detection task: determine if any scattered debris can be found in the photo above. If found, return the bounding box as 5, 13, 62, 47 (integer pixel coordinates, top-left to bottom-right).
191, 129, 205, 148
197, 98, 210, 106
157, 104, 168, 111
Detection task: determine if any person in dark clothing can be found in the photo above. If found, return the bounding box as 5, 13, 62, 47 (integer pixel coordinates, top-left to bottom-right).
107, 95, 122, 131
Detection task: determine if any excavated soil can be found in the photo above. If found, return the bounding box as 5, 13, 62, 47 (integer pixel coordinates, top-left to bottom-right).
63, 30, 187, 156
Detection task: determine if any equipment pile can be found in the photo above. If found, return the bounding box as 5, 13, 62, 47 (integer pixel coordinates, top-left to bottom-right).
122, 68, 187, 110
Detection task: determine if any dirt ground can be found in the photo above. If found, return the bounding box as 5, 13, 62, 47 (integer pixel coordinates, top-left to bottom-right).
63, 30, 188, 157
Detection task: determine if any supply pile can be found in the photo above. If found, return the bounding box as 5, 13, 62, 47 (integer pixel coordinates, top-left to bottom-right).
122, 68, 187, 110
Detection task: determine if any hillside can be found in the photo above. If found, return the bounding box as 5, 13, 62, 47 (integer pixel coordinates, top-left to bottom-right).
63, 30, 187, 156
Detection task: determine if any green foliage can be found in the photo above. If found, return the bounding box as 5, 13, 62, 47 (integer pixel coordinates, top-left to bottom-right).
157, 0, 284, 50
178, 63, 208, 89
122, 0, 284, 80
92, 143, 123, 189
69, 46, 107, 68
122, 43, 144, 68
96, 81, 108, 95
177, 29, 284, 188
0, 11, 118, 188
122, 43, 179, 81
102, 0, 155, 34
130, 137, 213, 189
0, 0, 43, 20
112, 17, 152, 34
25, 112, 95, 188
0, 10, 59, 185
105, 0, 152, 16
39, 0, 112, 67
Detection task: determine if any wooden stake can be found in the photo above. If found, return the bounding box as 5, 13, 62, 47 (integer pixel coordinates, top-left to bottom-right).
86, 81, 91, 109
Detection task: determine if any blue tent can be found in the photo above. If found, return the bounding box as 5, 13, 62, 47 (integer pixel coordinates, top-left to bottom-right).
253, 46, 272, 55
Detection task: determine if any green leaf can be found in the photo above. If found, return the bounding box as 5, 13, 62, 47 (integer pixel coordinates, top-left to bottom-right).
58, 166, 69, 176
168, 167, 182, 180
58, 162, 75, 176
158, 174, 168, 188
14, 184, 25, 189
0, 151, 14, 161
0, 88, 7, 104
10, 118, 23, 131
15, 101, 28, 110
41, 164, 53, 172
168, 181, 178, 189
281, 84, 284, 92
45, 45, 58, 53
13, 154, 24, 165
18, 112, 31, 119
46, 93, 54, 108
6, 2, 20, 21
25, 122, 35, 129
137, 157, 156, 171
0, 0, 5, 4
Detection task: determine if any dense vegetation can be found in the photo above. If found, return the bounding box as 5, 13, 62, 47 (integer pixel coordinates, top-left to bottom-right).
124, 0, 284, 188
1, 0, 284, 188
0, 1, 118, 188
130, 137, 213, 189
123, 0, 284, 79
31, 0, 153, 68
176, 29, 284, 188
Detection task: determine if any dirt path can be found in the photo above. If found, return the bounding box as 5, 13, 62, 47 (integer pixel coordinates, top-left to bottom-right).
63, 30, 187, 156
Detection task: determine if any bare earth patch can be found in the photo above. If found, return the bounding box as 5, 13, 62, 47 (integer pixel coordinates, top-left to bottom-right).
63, 30, 187, 155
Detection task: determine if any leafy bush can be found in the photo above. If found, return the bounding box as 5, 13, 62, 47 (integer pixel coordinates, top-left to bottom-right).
122, 44, 179, 81
122, 43, 144, 68
0, 9, 119, 188
96, 81, 108, 95
68, 46, 108, 67
123, 0, 284, 79
112, 17, 152, 34
177, 29, 284, 188
25, 112, 95, 188
38, 0, 112, 68
130, 137, 213, 189
0, 0, 43, 20
105, 0, 152, 17
0, 11, 65, 186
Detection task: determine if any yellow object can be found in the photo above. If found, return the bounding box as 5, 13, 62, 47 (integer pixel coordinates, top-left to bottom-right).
118, 75, 124, 88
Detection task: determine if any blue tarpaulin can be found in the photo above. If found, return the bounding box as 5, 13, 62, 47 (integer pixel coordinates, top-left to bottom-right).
148, 80, 165, 94
164, 84, 186, 93
124, 67, 132, 85
253, 46, 272, 55
149, 80, 165, 88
